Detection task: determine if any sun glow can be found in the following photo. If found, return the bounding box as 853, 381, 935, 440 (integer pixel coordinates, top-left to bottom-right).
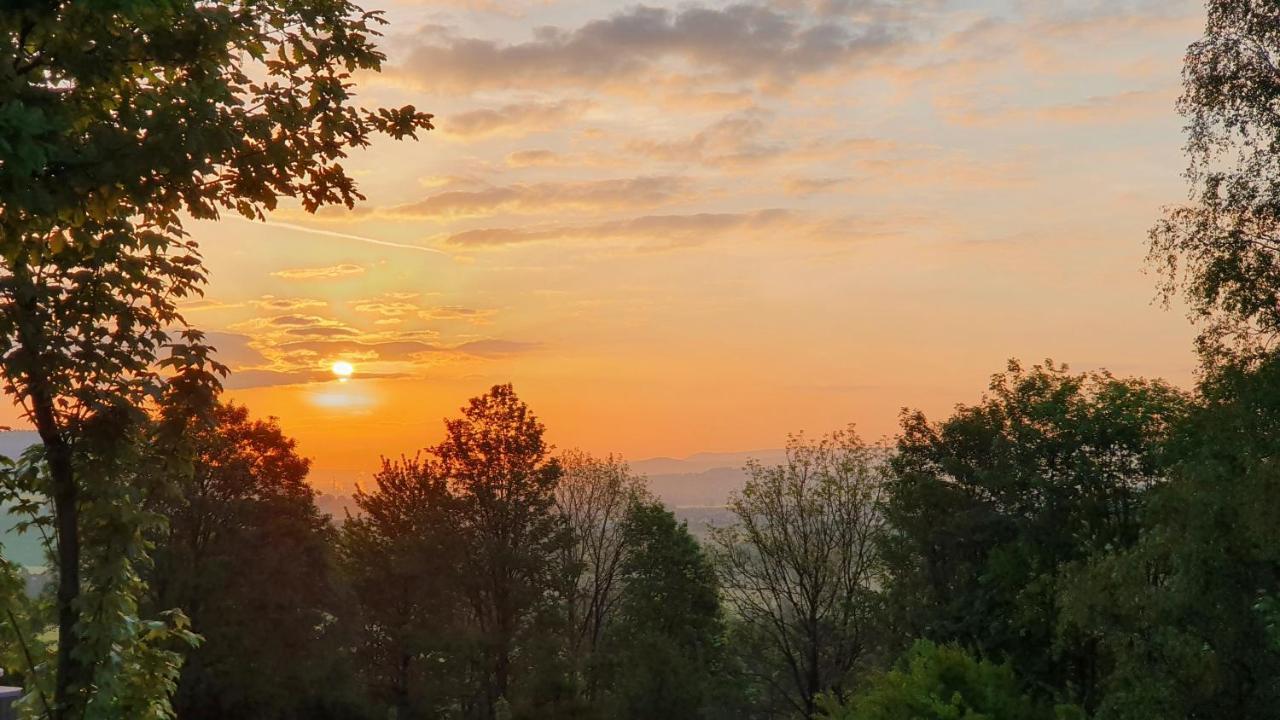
330, 360, 355, 380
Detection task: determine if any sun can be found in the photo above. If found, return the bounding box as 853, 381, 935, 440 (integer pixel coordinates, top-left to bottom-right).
330, 360, 355, 380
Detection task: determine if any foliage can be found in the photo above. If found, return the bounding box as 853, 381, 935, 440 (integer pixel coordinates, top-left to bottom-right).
340, 385, 570, 720
814, 641, 1080, 720
711, 427, 887, 718
1148, 0, 1280, 360
552, 450, 649, 703
1059, 356, 1280, 719
146, 404, 360, 720
438, 384, 567, 719
0, 0, 431, 715
0, 402, 207, 720
594, 501, 730, 720
341, 453, 468, 719
881, 360, 1187, 708
0, 542, 52, 719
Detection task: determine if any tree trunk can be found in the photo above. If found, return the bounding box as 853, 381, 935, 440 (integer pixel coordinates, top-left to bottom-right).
12, 271, 85, 720
47, 438, 80, 720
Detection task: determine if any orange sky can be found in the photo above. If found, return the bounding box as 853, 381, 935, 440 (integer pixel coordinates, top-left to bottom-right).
15, 0, 1212, 490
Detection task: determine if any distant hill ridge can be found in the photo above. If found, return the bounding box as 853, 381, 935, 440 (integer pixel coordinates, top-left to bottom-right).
2, 432, 785, 562
630, 448, 786, 477
631, 448, 783, 508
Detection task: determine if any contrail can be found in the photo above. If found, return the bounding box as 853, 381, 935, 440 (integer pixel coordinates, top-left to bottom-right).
231, 216, 448, 255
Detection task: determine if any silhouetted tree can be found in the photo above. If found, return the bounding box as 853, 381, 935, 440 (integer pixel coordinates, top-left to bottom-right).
146, 404, 358, 720
711, 428, 886, 718
438, 385, 566, 719
342, 454, 469, 718
0, 2, 431, 714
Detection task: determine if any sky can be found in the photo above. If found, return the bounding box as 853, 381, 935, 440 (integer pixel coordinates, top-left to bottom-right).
163, 0, 1204, 490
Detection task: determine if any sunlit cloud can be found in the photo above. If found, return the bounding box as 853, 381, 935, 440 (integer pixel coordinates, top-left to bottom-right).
624, 109, 896, 169
441, 209, 798, 249
179, 298, 246, 312
421, 306, 497, 324
351, 300, 422, 318
387, 3, 916, 93
275, 339, 445, 362
442, 99, 594, 138
252, 296, 329, 312
386, 176, 697, 219
271, 264, 367, 280
505, 149, 563, 168
193, 0, 1207, 485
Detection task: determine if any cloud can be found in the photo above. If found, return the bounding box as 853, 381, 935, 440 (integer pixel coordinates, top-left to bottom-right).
277, 339, 446, 362
206, 332, 270, 368
626, 108, 896, 169
454, 339, 542, 357
785, 176, 856, 195
505, 149, 564, 167
422, 306, 497, 324
387, 176, 694, 218
389, 3, 912, 92
1034, 1, 1200, 41
1034, 88, 1174, 125
627, 109, 781, 165
222, 368, 411, 390
444, 99, 593, 138
351, 300, 422, 318
349, 296, 497, 325
179, 298, 244, 312
252, 296, 328, 312
272, 337, 538, 361
286, 326, 361, 338
442, 209, 797, 249
232, 313, 365, 341
271, 263, 366, 280
269, 314, 330, 327
937, 87, 1175, 128
222, 368, 332, 390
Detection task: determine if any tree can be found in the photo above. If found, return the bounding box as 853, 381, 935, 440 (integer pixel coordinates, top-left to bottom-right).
0, 391, 208, 720
711, 428, 886, 718
552, 450, 648, 701
437, 385, 566, 719
882, 361, 1186, 709
341, 454, 468, 719
1059, 355, 1280, 719
814, 641, 1081, 720
146, 404, 357, 720
1149, 0, 1280, 360
596, 501, 731, 720
0, 2, 431, 715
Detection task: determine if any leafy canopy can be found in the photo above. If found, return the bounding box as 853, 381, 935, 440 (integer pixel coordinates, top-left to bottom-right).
1149, 0, 1280, 359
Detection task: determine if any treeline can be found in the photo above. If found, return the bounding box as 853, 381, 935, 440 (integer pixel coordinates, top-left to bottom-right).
5, 1, 1280, 718
18, 354, 1270, 720
135, 385, 730, 720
